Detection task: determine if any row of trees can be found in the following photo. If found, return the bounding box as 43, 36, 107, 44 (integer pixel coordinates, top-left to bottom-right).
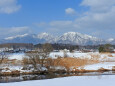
34, 43, 79, 52
0, 43, 33, 49
99, 44, 114, 53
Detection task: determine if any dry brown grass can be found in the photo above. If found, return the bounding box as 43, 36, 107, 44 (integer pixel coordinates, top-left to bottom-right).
0, 58, 23, 66
4, 53, 101, 72
97, 67, 110, 72
1, 70, 20, 76
90, 54, 100, 59
0, 58, 8, 64
100, 52, 112, 54
46, 57, 99, 71
108, 54, 113, 57
112, 66, 115, 71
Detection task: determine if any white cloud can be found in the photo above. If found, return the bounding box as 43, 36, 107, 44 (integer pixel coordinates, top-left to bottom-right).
35, 0, 115, 39
9, 26, 30, 33
35, 21, 76, 35
81, 0, 115, 7
81, 0, 115, 13
0, 0, 21, 14
65, 8, 76, 15
75, 0, 115, 30
0, 26, 31, 39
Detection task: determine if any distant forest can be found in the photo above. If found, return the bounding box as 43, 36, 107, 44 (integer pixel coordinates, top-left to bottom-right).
35, 43, 115, 51
0, 43, 115, 51
0, 43, 34, 49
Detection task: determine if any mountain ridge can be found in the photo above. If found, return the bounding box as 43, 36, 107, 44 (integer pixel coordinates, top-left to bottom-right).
1, 32, 114, 45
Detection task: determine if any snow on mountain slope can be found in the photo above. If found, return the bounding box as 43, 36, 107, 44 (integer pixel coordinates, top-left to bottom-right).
37, 32, 55, 43
1, 32, 110, 45
37, 32, 51, 39
56, 32, 103, 45
107, 38, 115, 44
107, 38, 114, 42
4, 34, 29, 40
2, 34, 45, 44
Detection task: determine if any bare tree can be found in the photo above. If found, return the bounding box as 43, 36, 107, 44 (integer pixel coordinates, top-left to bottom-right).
25, 51, 41, 70
41, 43, 53, 67
0, 52, 7, 64
0, 52, 8, 74
24, 43, 53, 71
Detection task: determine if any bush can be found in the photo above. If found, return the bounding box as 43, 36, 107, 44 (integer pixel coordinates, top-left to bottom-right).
99, 44, 114, 53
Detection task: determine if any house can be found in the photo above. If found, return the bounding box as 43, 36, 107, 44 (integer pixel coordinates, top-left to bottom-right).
59, 49, 70, 52
53, 50, 59, 52
81, 49, 97, 53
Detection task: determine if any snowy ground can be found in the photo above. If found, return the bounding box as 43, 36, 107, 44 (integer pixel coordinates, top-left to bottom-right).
1, 62, 115, 73
50, 52, 115, 61
8, 53, 25, 60
1, 52, 115, 72
78, 62, 115, 70
8, 52, 90, 60
1, 52, 115, 85
1, 75, 115, 86
49, 52, 90, 59
8, 52, 115, 61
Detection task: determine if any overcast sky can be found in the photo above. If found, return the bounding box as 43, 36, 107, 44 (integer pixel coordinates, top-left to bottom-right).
0, 0, 115, 39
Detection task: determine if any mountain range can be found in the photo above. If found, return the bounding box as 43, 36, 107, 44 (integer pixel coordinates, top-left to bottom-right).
0, 32, 115, 45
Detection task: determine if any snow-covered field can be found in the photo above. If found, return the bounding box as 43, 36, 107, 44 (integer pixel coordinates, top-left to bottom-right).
8, 52, 90, 60
79, 62, 115, 70
50, 52, 115, 60
2, 52, 115, 72
49, 52, 90, 58
1, 75, 115, 86
1, 52, 115, 85
8, 52, 115, 60
8, 53, 25, 60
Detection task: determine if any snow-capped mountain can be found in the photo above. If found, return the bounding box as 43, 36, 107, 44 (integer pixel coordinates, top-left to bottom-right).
56, 32, 104, 45
107, 38, 115, 44
4, 34, 29, 40
37, 32, 55, 43
1, 34, 45, 44
0, 32, 113, 45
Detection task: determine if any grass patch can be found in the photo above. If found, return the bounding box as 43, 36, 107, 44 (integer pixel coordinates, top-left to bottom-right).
46, 57, 99, 71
